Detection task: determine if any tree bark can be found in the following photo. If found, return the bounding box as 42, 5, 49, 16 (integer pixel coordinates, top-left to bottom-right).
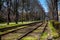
7, 0, 11, 25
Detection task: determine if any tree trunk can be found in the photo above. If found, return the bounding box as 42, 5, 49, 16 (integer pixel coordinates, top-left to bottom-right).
7, 0, 10, 25
0, 0, 2, 10
56, 0, 58, 21
15, 0, 18, 24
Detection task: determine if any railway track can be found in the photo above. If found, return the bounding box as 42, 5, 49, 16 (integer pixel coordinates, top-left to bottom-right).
0, 22, 40, 32
1, 22, 47, 40
0, 22, 40, 36
18, 23, 47, 40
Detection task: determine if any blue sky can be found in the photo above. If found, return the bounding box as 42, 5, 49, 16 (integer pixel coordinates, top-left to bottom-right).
58, 1, 60, 11
38, 0, 48, 12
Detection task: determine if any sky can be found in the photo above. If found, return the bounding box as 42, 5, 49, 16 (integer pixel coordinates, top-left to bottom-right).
38, 0, 48, 12
58, 1, 60, 11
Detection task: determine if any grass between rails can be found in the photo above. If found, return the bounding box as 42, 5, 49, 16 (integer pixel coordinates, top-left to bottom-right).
21, 36, 37, 40
0, 21, 38, 29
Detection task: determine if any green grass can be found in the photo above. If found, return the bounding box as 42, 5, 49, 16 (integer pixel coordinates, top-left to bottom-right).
50, 20, 60, 25
21, 36, 37, 40
48, 21, 59, 38
0, 21, 40, 35
0, 21, 36, 29
54, 22, 60, 24
2, 36, 38, 40
40, 31, 48, 40
40, 21, 59, 40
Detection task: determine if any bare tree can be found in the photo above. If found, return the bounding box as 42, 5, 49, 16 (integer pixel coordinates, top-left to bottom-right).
6, 0, 11, 25
14, 0, 19, 24
0, 0, 2, 10
46, 0, 58, 21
